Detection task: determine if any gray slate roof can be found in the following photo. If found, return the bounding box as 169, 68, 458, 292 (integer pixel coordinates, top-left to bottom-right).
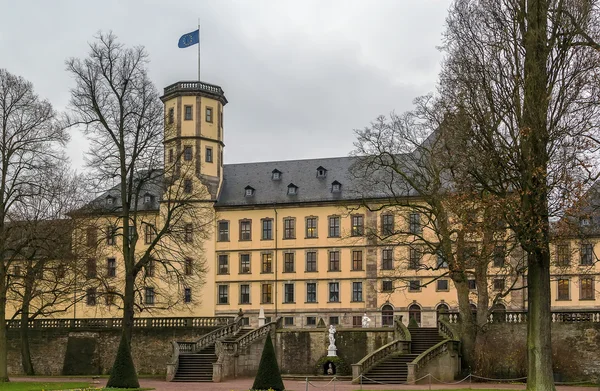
217, 156, 366, 207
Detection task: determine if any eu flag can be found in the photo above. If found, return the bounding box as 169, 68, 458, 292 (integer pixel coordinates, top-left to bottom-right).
178, 29, 199, 48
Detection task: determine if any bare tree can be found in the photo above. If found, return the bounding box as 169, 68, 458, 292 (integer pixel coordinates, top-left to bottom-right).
351, 103, 524, 369
66, 32, 211, 388
437, 1, 600, 389
0, 69, 67, 382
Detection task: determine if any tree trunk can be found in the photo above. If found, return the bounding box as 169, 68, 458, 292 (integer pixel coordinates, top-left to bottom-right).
452, 273, 476, 370
0, 271, 8, 382
20, 278, 34, 376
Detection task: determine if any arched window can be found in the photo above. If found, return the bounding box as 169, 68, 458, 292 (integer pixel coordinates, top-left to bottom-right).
491, 303, 506, 322
436, 303, 449, 322
381, 304, 394, 326
408, 304, 421, 326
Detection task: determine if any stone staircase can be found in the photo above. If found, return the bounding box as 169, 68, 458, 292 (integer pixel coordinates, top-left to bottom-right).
362, 327, 444, 384
172, 327, 253, 382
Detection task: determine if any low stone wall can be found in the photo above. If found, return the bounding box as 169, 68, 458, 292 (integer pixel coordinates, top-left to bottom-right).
275, 328, 395, 375
474, 322, 600, 381
7, 327, 213, 376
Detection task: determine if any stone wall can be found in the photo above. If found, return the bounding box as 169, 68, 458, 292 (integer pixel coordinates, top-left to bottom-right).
7, 327, 213, 376
474, 322, 600, 381
275, 328, 395, 375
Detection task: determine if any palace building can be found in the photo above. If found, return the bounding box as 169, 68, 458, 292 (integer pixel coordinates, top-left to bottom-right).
11, 79, 600, 329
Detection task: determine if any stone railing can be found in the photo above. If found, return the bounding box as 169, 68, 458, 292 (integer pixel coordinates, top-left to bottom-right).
395, 317, 412, 341
447, 310, 600, 324
438, 318, 457, 340
6, 316, 232, 330
163, 81, 225, 97
406, 339, 460, 383
351, 339, 410, 384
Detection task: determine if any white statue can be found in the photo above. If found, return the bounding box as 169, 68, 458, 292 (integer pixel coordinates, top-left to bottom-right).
362, 313, 371, 328
327, 324, 337, 357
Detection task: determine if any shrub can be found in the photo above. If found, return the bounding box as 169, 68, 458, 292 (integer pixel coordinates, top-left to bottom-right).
408, 317, 419, 328
314, 355, 350, 376
251, 334, 285, 391
106, 335, 140, 389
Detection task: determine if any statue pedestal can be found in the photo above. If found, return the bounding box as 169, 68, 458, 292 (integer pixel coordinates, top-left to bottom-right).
327, 345, 337, 357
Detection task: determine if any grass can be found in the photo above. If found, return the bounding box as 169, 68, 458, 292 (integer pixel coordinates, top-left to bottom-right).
356, 389, 512, 391
0, 383, 153, 391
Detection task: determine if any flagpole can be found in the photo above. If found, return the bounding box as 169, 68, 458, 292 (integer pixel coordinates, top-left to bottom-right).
198, 18, 200, 82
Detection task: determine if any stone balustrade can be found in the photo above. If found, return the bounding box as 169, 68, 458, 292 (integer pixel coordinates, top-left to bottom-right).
6, 316, 233, 330
447, 309, 600, 324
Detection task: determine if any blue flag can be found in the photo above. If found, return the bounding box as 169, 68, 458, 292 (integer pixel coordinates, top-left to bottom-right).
178, 29, 199, 48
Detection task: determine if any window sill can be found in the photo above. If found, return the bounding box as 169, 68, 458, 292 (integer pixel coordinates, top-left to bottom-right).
217, 272, 230, 276
351, 300, 364, 303
328, 236, 341, 239
283, 238, 296, 240
408, 290, 422, 293
436, 289, 450, 292
217, 240, 230, 243
239, 272, 252, 275
351, 269, 364, 272
261, 302, 273, 305
305, 237, 319, 240
217, 303, 229, 305
555, 298, 571, 301
328, 301, 340, 303
305, 301, 318, 304
261, 238, 274, 241
238, 239, 252, 242
238, 303, 252, 305
283, 271, 296, 274
328, 270, 341, 273
283, 302, 296, 304
305, 270, 318, 273
579, 298, 596, 301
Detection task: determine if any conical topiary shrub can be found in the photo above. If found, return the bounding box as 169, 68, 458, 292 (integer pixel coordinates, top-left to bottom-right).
408, 316, 419, 328
252, 333, 285, 391
106, 335, 140, 389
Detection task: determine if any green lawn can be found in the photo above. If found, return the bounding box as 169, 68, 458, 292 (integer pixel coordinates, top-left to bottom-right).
0, 382, 90, 391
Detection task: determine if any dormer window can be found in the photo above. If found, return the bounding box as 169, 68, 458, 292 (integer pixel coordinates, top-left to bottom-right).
106, 196, 114, 205
287, 183, 298, 195
245, 186, 255, 197
143, 193, 153, 204
331, 181, 342, 193
272, 169, 282, 181
316, 166, 327, 178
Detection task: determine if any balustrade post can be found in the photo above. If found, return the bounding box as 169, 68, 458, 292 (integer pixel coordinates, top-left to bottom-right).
351, 364, 362, 384
406, 363, 416, 384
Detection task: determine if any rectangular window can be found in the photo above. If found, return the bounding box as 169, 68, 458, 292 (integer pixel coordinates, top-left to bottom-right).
352, 250, 363, 271
261, 284, 272, 304
240, 254, 251, 274
218, 285, 228, 304
351, 215, 364, 236
557, 278, 569, 300
306, 282, 317, 303
409, 280, 421, 292
184, 105, 193, 120
329, 316, 339, 326
284, 283, 294, 303
284, 218, 295, 239
580, 244, 594, 266
437, 279, 449, 291
382, 214, 394, 236
184, 288, 192, 303
168, 107, 174, 124
145, 259, 155, 278
382, 249, 393, 270
239, 284, 250, 304
184, 258, 193, 275
409, 247, 421, 269
284, 252, 294, 273
329, 282, 340, 302
240, 220, 252, 241
105, 288, 115, 306
106, 226, 116, 245
468, 279, 477, 290
13, 266, 21, 277
352, 282, 363, 302
86, 258, 97, 279
218, 221, 229, 242
261, 253, 273, 273
409, 212, 422, 234
56, 265, 66, 279
328, 251, 340, 271
205, 147, 213, 163
306, 217, 318, 238
329, 216, 340, 237
557, 244, 570, 266
306, 316, 317, 326
382, 280, 393, 292
580, 277, 594, 300
218, 254, 229, 274
128, 226, 135, 242
184, 146, 193, 161
437, 251, 448, 268
144, 287, 155, 305
493, 246, 505, 268
168, 148, 174, 163
306, 251, 317, 272
284, 316, 294, 326
353, 316, 363, 328
493, 278, 505, 291
262, 219, 273, 240
206, 107, 213, 123
86, 227, 97, 247
184, 179, 193, 193
184, 224, 193, 243
86, 288, 96, 306
144, 224, 155, 244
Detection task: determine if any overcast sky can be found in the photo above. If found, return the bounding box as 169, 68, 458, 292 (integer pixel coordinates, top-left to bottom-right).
0, 0, 451, 170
